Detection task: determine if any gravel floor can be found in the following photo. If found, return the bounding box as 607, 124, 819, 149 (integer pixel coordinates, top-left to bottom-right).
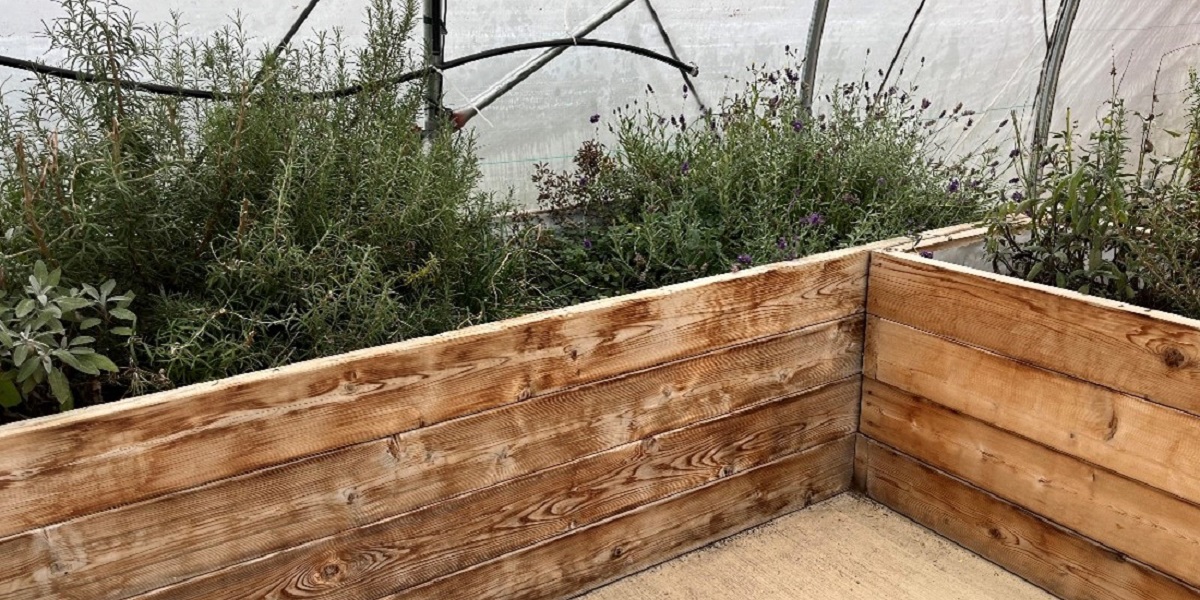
580, 493, 1054, 600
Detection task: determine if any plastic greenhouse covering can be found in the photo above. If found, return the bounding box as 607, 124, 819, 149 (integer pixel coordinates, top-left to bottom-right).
3, 0, 1199, 206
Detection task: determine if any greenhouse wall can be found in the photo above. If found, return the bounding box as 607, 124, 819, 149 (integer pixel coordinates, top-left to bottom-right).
5, 1, 1200, 206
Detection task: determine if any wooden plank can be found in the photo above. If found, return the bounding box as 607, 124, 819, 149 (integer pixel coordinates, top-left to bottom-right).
46, 321, 863, 600
867, 251, 1200, 417
129, 382, 859, 600
879, 223, 989, 253
0, 246, 872, 538
867, 316, 1200, 505
0, 531, 54, 600
851, 433, 869, 492
386, 435, 855, 600
861, 438, 1200, 600
898, 217, 1027, 254
861, 379, 1200, 586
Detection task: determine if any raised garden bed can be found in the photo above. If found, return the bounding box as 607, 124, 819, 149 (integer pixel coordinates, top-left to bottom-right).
1, 224, 1197, 600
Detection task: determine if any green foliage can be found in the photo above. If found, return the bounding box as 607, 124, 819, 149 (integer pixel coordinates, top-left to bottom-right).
987, 102, 1141, 299
987, 71, 1200, 318
529, 60, 1001, 302
0, 257, 132, 416
0, 0, 535, 419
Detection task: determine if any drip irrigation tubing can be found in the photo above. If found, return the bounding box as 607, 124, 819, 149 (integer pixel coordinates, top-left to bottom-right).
0, 38, 698, 102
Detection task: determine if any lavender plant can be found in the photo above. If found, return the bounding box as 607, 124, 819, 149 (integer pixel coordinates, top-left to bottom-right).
530, 58, 1003, 301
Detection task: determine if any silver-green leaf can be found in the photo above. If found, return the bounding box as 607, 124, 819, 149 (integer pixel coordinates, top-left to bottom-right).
48, 368, 73, 408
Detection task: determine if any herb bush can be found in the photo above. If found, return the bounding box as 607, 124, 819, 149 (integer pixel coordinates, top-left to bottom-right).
0, 0, 534, 420
0, 2, 1009, 421
526, 59, 1001, 302
987, 72, 1200, 319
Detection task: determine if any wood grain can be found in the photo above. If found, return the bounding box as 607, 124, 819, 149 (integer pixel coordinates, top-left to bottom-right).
879, 223, 991, 253
867, 251, 1200, 416
46, 319, 863, 600
0, 531, 54, 600
387, 436, 855, 600
0, 246, 872, 538
130, 381, 859, 600
861, 438, 1200, 600
867, 316, 1200, 504
861, 379, 1200, 586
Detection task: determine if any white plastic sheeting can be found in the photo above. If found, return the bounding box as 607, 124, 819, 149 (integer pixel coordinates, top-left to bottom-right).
1057, 1, 1200, 158
3, 0, 1200, 206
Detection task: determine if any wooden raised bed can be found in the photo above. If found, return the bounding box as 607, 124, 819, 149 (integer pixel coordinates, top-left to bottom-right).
859, 251, 1200, 599
1, 225, 1198, 600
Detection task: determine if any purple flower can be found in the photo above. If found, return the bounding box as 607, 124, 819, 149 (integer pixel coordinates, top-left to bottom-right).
1011, 191, 1025, 202
919, 251, 934, 259
777, 237, 788, 250
948, 178, 961, 193
921, 98, 932, 110
806, 212, 825, 226
582, 238, 593, 250
737, 254, 753, 265
768, 74, 778, 84
791, 119, 804, 132
578, 176, 589, 187
681, 161, 691, 175
1009, 148, 1021, 159
786, 68, 800, 83
589, 114, 601, 124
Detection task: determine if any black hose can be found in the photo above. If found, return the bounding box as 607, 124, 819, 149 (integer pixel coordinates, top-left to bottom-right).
0, 37, 698, 102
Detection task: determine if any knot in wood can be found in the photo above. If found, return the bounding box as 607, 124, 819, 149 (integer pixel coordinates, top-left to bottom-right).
1162, 346, 1188, 369
317, 561, 346, 583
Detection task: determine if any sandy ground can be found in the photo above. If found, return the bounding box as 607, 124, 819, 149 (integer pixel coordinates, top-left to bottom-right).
580, 493, 1054, 600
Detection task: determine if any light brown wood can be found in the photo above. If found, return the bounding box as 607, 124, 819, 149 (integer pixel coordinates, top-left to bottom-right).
880, 223, 990, 253
0, 531, 54, 600
861, 438, 1200, 600
868, 316, 1200, 505
867, 251, 1200, 416
851, 433, 869, 492
44, 319, 863, 600
0, 247, 873, 538
861, 379, 1200, 586
386, 436, 855, 600
897, 217, 1027, 254
130, 381, 859, 600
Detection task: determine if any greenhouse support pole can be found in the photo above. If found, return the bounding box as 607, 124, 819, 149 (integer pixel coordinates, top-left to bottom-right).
424, 0, 446, 134
800, 0, 830, 114
1029, 0, 1079, 174
451, 0, 637, 128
